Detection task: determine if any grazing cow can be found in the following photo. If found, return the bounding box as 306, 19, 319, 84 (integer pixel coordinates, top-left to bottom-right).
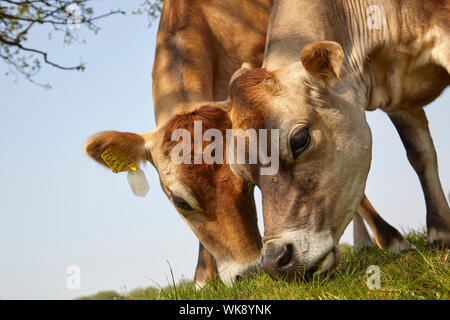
228, 0, 450, 278
84, 0, 411, 285
85, 0, 272, 286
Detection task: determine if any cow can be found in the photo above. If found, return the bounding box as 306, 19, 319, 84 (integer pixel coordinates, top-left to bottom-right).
85, 0, 412, 285
85, 0, 272, 287
228, 0, 450, 279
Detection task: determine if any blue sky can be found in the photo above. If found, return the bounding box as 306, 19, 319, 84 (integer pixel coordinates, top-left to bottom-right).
0, 1, 449, 299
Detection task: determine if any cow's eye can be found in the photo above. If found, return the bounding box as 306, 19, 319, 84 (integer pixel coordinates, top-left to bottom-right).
290, 128, 310, 159
171, 192, 194, 211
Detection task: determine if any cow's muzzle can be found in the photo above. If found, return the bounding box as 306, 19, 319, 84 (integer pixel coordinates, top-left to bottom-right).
260, 239, 340, 279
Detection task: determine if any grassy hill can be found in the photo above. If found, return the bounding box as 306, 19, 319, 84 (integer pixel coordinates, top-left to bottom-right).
79, 231, 449, 300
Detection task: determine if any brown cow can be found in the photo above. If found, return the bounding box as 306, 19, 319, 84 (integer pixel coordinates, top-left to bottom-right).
228, 0, 450, 278
84, 0, 411, 285
85, 0, 271, 286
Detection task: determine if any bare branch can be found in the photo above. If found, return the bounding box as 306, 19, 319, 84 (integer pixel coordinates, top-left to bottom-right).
0, 0, 162, 86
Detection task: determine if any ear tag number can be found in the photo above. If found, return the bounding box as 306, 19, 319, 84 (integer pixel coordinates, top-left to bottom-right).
101, 147, 126, 173
127, 167, 150, 197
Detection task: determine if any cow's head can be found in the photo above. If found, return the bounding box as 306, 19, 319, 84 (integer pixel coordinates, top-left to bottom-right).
84, 104, 261, 286
229, 41, 372, 278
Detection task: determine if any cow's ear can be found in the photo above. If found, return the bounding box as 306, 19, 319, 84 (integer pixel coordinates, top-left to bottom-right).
229, 62, 254, 86
300, 41, 344, 82
84, 131, 154, 171
215, 100, 232, 112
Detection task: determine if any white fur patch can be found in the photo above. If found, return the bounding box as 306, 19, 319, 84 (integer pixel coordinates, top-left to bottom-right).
428, 228, 450, 246
217, 258, 261, 287
263, 229, 334, 271
313, 250, 336, 276
386, 238, 414, 252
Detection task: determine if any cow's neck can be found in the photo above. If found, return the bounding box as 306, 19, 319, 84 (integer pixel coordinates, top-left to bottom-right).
264, 0, 380, 108
152, 0, 271, 127
151, 2, 216, 127
264, 0, 446, 112
152, 43, 215, 127
152, 69, 214, 127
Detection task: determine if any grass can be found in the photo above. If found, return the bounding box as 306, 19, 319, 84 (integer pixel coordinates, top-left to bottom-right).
79, 231, 449, 300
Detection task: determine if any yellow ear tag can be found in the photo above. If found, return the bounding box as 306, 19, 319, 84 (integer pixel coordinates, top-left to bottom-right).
128, 163, 137, 171
101, 146, 126, 174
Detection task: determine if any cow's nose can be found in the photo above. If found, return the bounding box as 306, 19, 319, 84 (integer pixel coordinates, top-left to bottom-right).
261, 243, 293, 277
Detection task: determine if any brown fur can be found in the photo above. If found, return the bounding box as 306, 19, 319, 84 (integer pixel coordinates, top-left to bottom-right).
230, 68, 276, 130
300, 41, 344, 81
85, 0, 273, 284
160, 105, 260, 233
162, 105, 231, 161
358, 196, 409, 250
84, 131, 146, 169
229, 0, 450, 278
147, 0, 274, 283
194, 243, 218, 285
152, 0, 272, 124
230, 66, 411, 251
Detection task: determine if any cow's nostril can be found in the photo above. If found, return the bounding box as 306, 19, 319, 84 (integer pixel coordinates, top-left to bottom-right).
277, 244, 293, 267
235, 275, 242, 281
261, 243, 294, 277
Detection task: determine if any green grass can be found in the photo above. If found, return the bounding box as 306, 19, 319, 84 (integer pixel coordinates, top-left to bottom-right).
79, 231, 449, 300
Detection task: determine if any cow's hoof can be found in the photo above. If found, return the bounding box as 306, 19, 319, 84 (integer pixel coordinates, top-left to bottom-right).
354, 239, 374, 253
427, 228, 450, 249
385, 237, 415, 253
426, 240, 449, 249
194, 280, 208, 291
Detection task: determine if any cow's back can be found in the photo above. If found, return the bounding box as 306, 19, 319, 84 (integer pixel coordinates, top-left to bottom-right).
152, 0, 272, 125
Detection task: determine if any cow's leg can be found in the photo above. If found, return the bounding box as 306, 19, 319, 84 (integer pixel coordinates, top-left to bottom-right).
353, 211, 373, 252
357, 195, 413, 252
389, 108, 450, 247
194, 242, 218, 289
